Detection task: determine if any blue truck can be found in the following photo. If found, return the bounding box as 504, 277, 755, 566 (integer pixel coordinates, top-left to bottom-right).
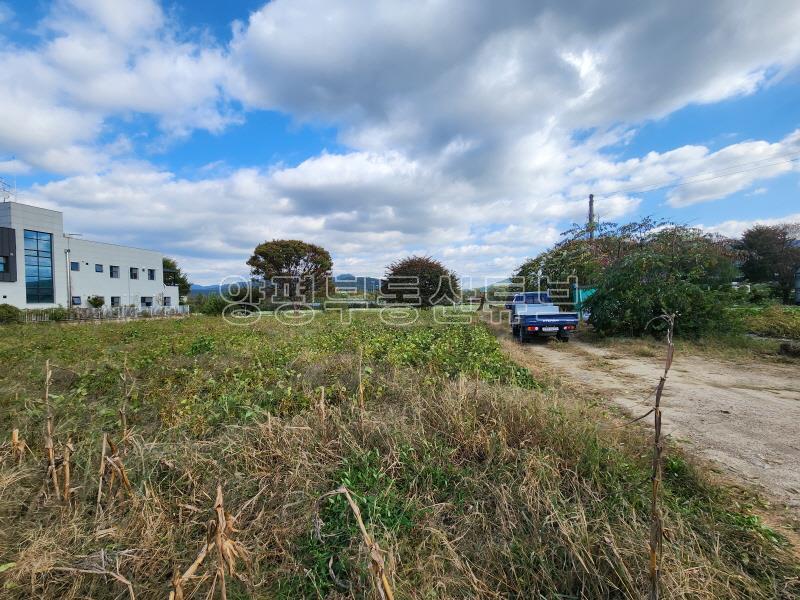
506, 292, 579, 342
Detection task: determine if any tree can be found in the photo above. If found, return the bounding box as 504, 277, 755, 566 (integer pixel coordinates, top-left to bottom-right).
163, 257, 192, 299
738, 224, 800, 304
584, 226, 740, 338
0, 303, 21, 324
247, 240, 332, 300
382, 255, 461, 307
516, 218, 665, 288
87, 295, 105, 308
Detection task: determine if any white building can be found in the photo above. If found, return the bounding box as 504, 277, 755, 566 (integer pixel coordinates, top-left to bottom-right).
0, 201, 180, 310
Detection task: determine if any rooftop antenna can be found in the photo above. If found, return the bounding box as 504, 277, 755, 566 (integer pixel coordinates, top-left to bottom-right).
0, 177, 12, 203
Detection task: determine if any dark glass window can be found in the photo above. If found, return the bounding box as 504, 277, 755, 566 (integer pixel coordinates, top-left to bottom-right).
24, 230, 54, 304
130, 267, 139, 280
0, 256, 7, 273
110, 296, 121, 307
140, 296, 153, 307
71, 296, 81, 306
70, 261, 80, 271
95, 264, 103, 273
163, 296, 171, 307
110, 265, 120, 278
147, 268, 156, 281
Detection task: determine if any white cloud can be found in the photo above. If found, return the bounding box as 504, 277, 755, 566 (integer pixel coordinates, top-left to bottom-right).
5, 0, 800, 282
230, 1, 800, 147
567, 130, 800, 208
0, 0, 236, 174
0, 2, 14, 25
701, 213, 800, 238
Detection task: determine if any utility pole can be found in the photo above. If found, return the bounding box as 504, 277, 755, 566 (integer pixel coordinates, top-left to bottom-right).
588, 193, 595, 240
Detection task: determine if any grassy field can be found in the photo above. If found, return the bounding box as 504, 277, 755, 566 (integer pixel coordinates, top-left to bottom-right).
737, 305, 800, 341
582, 329, 799, 363
576, 304, 800, 362
1, 314, 798, 599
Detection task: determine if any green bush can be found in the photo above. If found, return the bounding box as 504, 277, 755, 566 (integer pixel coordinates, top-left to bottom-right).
586, 253, 739, 338
382, 255, 461, 306
49, 307, 69, 321
747, 283, 783, 305
188, 335, 215, 356
87, 295, 105, 308
200, 294, 229, 315
583, 226, 741, 338
742, 305, 800, 340
0, 303, 21, 324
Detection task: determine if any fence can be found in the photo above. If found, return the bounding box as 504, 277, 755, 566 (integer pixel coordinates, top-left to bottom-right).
22, 305, 190, 323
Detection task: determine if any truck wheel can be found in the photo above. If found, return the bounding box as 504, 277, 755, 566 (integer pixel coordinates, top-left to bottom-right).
557, 333, 570, 343
512, 325, 519, 336
518, 329, 526, 343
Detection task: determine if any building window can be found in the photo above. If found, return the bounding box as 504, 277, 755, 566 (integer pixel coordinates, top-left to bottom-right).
140, 296, 153, 307
0, 255, 7, 273
110, 296, 121, 307
24, 230, 54, 304
70, 261, 80, 271
147, 268, 156, 281
95, 264, 103, 273
71, 296, 81, 306
130, 267, 139, 280
164, 296, 171, 307
110, 265, 120, 278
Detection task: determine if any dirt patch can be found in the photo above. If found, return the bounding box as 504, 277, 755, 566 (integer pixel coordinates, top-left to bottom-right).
497, 328, 800, 512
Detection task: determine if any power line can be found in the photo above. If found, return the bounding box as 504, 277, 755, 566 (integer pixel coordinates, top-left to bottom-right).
596, 148, 800, 198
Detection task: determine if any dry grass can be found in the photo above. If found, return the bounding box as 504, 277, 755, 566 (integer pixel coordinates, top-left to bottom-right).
580, 329, 799, 364
741, 305, 800, 341
0, 315, 798, 599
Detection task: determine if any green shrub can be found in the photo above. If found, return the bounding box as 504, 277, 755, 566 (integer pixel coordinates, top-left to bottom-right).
743, 305, 800, 340
87, 295, 105, 308
0, 303, 21, 324
747, 283, 783, 305
586, 252, 739, 338
188, 335, 215, 356
200, 294, 229, 315
583, 225, 742, 338
49, 307, 69, 321
382, 255, 461, 306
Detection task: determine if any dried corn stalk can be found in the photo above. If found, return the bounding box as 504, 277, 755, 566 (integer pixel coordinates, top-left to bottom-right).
648, 314, 676, 600
95, 434, 133, 515
170, 485, 247, 600
315, 486, 395, 600
10, 428, 29, 463
43, 360, 61, 500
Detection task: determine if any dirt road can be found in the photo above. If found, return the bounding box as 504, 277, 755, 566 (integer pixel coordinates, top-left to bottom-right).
506, 334, 800, 508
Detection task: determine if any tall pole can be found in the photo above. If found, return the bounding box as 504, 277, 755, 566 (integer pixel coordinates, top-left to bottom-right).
588, 193, 595, 240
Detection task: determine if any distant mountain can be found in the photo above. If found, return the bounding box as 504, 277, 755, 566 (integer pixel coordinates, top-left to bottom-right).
334, 273, 382, 293
189, 280, 248, 296
463, 279, 513, 293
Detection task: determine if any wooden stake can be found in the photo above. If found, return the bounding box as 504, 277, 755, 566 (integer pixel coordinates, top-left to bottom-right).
44, 360, 61, 500
318, 387, 326, 434
357, 347, 365, 412
648, 314, 675, 600
63, 437, 74, 503
96, 433, 108, 518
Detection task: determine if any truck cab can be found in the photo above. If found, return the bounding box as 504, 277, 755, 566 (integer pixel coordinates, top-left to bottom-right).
506, 292, 579, 342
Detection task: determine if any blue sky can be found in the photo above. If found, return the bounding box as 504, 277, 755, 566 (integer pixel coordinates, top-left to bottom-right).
1, 0, 799, 283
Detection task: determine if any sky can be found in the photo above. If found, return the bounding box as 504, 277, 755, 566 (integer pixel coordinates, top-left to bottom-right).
1, 0, 799, 285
